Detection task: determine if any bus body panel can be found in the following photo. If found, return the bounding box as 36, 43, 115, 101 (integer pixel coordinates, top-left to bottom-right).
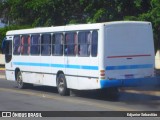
101, 22, 155, 88
3, 21, 155, 90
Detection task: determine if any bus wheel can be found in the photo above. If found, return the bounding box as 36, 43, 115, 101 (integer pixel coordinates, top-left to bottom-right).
57, 73, 69, 96
16, 71, 26, 89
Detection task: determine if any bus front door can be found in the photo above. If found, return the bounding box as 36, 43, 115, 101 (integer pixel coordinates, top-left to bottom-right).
4, 40, 12, 63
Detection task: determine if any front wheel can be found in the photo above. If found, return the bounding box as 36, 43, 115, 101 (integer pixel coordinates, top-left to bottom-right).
57, 73, 69, 96
16, 71, 26, 89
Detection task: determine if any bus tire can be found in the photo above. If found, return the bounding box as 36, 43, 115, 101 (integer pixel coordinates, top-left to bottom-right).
57, 73, 69, 96
16, 71, 26, 89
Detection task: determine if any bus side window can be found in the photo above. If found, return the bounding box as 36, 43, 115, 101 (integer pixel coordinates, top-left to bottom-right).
91, 30, 98, 57
21, 35, 30, 55
78, 31, 91, 57
52, 33, 63, 56
30, 35, 40, 55
13, 35, 21, 55
41, 34, 51, 56
65, 32, 76, 56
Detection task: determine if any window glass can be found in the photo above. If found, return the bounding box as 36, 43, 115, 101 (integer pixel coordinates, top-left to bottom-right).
78, 31, 91, 57
21, 35, 30, 55
41, 34, 51, 56
64, 32, 77, 56
30, 35, 40, 55
13, 36, 21, 55
52, 33, 63, 56
91, 30, 98, 57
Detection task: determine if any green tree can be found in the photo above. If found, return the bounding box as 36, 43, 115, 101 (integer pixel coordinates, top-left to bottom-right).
0, 0, 160, 52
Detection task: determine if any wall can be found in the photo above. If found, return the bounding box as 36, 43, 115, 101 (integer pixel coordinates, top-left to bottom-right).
0, 54, 5, 65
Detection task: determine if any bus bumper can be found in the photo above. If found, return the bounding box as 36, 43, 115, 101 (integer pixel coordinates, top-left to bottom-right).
100, 77, 160, 88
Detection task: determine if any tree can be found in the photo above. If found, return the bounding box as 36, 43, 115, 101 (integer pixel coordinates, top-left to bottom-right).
0, 0, 160, 51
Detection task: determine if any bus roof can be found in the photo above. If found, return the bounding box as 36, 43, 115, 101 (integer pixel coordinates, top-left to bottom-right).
6, 21, 150, 35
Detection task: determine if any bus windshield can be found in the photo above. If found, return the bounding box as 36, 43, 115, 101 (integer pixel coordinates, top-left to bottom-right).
1, 37, 6, 54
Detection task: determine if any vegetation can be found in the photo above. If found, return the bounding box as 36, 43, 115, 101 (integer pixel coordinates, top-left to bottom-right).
0, 0, 160, 51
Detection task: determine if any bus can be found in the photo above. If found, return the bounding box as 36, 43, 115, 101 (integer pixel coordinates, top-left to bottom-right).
2, 21, 155, 96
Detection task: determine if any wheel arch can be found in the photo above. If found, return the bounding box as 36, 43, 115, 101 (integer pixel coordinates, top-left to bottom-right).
56, 70, 64, 83
15, 68, 20, 80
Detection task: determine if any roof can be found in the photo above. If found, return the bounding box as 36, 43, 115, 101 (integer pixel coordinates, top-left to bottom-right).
6, 21, 151, 35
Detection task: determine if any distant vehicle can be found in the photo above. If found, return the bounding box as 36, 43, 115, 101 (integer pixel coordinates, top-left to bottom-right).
2, 21, 155, 96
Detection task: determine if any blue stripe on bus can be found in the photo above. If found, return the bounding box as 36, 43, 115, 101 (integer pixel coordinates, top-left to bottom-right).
13, 62, 153, 71
106, 64, 153, 70
13, 62, 99, 70
50, 64, 65, 68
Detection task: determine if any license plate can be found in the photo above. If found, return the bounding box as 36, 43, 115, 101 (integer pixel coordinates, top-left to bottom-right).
125, 74, 134, 79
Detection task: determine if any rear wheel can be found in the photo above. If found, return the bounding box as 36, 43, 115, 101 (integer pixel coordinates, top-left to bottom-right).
57, 73, 69, 96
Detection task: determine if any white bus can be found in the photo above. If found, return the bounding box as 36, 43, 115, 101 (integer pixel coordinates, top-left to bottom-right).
2, 21, 155, 96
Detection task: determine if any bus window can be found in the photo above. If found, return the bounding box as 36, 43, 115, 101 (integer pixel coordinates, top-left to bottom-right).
41, 34, 51, 56
64, 32, 77, 56
21, 35, 30, 55
30, 35, 40, 55
91, 30, 98, 57
13, 36, 21, 55
52, 33, 63, 56
78, 31, 91, 57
